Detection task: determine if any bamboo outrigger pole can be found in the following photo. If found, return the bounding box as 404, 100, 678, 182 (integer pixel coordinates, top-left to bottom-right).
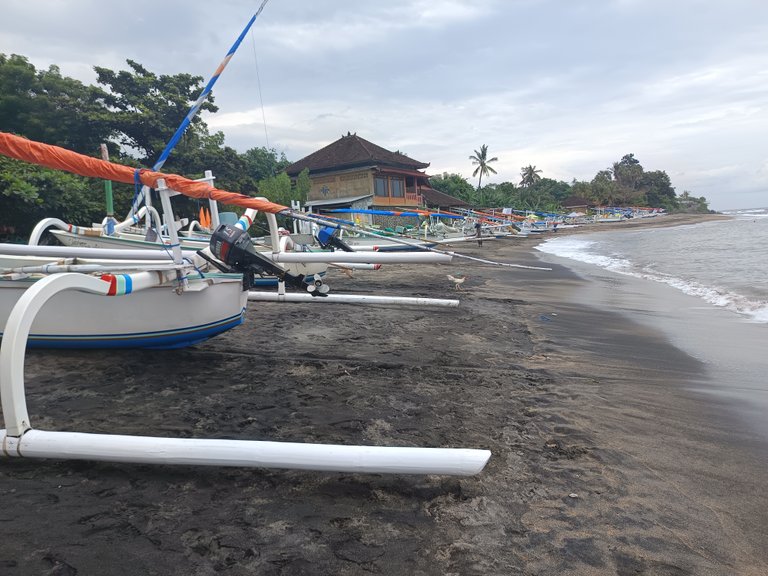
0, 273, 489, 475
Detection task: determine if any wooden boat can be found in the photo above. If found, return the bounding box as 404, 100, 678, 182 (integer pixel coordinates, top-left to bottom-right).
0, 246, 248, 349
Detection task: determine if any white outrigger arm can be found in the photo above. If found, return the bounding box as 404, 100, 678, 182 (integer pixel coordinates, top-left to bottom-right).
248, 291, 460, 307
0, 272, 490, 475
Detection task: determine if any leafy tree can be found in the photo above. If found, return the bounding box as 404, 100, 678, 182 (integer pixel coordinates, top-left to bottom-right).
641, 170, 678, 210
610, 154, 645, 205
677, 191, 710, 213
566, 180, 595, 207
428, 172, 475, 203
242, 146, 291, 182
469, 144, 498, 199
487, 181, 518, 207
529, 178, 570, 205
0, 53, 113, 154
477, 183, 503, 208
253, 172, 298, 228
0, 156, 106, 239
591, 169, 619, 205
294, 168, 311, 203
94, 59, 216, 166
519, 165, 542, 188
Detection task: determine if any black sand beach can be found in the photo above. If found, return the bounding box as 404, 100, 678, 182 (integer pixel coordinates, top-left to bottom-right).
2, 214, 767, 575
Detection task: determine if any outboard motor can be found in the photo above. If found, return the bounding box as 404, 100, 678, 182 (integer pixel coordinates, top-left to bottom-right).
209, 224, 309, 290
316, 226, 354, 252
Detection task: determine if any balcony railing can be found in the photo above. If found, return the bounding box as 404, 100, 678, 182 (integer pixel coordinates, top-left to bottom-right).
372, 190, 422, 207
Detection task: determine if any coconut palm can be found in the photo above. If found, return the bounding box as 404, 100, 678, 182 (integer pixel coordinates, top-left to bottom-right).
469, 144, 498, 191
519, 165, 542, 187
469, 145, 498, 206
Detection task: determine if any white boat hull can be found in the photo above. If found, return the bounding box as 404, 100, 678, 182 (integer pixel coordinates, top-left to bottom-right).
0, 273, 247, 349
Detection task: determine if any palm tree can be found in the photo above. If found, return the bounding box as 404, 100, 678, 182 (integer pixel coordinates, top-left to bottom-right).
469, 144, 498, 191
519, 165, 542, 187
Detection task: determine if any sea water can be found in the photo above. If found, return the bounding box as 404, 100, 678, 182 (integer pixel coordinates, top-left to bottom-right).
533, 209, 768, 440
536, 210, 768, 323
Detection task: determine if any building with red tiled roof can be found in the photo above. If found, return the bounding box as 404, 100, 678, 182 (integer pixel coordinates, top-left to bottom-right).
284, 133, 432, 212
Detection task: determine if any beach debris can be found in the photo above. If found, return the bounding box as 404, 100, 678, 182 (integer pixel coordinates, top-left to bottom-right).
569, 493, 579, 499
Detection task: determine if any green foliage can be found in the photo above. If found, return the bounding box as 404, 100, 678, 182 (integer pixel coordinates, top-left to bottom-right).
469, 144, 498, 196
569, 180, 593, 200
641, 170, 679, 211
242, 146, 291, 182
429, 172, 476, 203
0, 156, 105, 238
676, 191, 710, 213
0, 53, 113, 154
294, 168, 311, 202
0, 55, 298, 237
519, 165, 542, 188
480, 181, 517, 208
590, 169, 618, 205
95, 59, 215, 165
255, 172, 291, 204
250, 172, 297, 228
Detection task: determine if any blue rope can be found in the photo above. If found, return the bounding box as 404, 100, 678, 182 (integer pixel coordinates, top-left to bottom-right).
182, 257, 205, 279
131, 169, 144, 212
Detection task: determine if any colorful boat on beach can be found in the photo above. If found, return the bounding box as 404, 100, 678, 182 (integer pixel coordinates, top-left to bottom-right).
0, 253, 247, 349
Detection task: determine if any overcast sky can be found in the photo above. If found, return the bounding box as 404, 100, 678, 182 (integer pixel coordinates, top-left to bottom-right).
2, 0, 767, 210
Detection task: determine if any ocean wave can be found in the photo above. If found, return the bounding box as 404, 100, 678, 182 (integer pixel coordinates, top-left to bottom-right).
534, 237, 632, 272
640, 268, 768, 323
722, 207, 768, 219
536, 236, 768, 323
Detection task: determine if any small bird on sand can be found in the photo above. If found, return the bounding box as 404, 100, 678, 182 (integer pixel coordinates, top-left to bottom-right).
447, 274, 468, 291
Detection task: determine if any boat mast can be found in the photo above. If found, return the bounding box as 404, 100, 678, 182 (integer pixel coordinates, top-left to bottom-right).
127, 0, 272, 222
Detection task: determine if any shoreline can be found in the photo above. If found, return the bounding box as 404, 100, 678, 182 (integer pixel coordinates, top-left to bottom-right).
516, 235, 768, 574
550, 211, 732, 235
2, 213, 767, 575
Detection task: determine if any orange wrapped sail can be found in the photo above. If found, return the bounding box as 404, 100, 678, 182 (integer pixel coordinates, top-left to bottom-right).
0, 132, 288, 215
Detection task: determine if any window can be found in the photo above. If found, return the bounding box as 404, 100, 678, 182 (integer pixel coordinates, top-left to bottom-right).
390, 177, 405, 197
374, 176, 388, 197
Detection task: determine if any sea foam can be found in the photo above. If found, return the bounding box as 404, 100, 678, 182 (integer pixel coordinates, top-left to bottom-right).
536, 234, 768, 324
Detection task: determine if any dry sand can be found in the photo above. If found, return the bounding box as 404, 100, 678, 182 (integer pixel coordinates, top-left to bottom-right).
2, 213, 768, 575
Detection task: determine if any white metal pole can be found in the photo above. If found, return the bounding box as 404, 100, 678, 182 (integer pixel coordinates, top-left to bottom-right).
0, 430, 490, 475
0, 243, 187, 261
0, 272, 489, 475
248, 291, 460, 307
291, 200, 300, 234
269, 252, 452, 264
155, 179, 184, 264
330, 263, 381, 270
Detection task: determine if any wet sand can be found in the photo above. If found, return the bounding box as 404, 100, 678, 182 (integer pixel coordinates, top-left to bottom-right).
2, 214, 768, 575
